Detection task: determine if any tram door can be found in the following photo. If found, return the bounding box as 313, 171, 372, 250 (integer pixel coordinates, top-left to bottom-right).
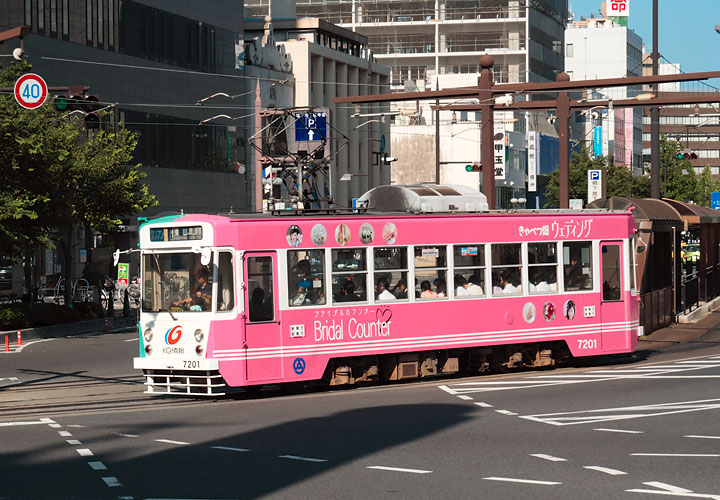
600, 242, 627, 349
243, 253, 282, 382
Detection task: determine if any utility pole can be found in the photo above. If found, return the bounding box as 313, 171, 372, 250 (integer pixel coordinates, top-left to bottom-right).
650, 0, 661, 198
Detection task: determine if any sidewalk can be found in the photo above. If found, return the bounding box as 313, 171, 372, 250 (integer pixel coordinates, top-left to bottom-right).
639, 296, 720, 350
1, 315, 138, 351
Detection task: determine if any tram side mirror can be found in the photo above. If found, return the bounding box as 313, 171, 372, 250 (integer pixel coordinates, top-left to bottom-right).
113, 249, 120, 267
200, 248, 212, 266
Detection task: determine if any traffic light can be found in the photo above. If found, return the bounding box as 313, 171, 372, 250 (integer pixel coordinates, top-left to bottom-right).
465, 162, 482, 172
52, 86, 102, 130
677, 150, 698, 160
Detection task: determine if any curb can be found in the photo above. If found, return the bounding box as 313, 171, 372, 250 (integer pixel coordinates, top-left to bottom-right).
1, 316, 138, 344
677, 295, 720, 324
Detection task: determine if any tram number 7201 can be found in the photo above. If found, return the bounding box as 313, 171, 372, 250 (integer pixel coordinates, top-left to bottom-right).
183, 360, 201, 369
577, 339, 598, 350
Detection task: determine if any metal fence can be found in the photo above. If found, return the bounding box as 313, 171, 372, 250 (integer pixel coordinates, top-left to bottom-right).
679, 270, 700, 316
639, 287, 674, 335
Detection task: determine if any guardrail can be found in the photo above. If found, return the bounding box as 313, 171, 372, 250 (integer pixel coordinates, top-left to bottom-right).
639, 287, 674, 335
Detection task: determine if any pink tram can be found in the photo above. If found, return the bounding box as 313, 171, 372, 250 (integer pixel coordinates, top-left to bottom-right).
134, 187, 639, 395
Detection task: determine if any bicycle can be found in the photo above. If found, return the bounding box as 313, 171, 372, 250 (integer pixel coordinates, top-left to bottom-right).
125, 277, 141, 308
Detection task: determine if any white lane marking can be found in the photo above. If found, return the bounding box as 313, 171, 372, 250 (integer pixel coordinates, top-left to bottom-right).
584, 466, 627, 475
101, 477, 122, 487
676, 361, 720, 364
624, 481, 720, 498
522, 398, 720, 426
631, 453, 720, 457
115, 433, 139, 438
67, 425, 85, 428
155, 439, 190, 445
88, 461, 107, 470
48, 423, 62, 428
0, 419, 56, 427
58, 431, 72, 437
685, 435, 720, 440
595, 428, 644, 434
12, 338, 55, 352
530, 454, 567, 462
457, 395, 473, 400
76, 448, 94, 457
0, 377, 20, 383
367, 466, 432, 474
278, 454, 327, 463
475, 402, 493, 408
66, 439, 82, 445
484, 477, 561, 485
438, 384, 457, 395
211, 446, 250, 453
496, 410, 518, 416
124, 338, 138, 342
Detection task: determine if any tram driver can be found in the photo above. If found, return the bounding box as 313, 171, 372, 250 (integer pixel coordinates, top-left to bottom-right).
173, 268, 212, 311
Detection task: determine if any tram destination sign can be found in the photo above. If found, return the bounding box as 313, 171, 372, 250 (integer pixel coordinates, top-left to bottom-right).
149, 226, 203, 242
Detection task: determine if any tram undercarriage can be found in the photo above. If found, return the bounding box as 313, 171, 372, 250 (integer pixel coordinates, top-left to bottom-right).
324, 341, 572, 386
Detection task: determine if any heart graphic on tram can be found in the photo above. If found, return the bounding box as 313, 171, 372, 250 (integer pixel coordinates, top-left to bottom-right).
376, 307, 393, 326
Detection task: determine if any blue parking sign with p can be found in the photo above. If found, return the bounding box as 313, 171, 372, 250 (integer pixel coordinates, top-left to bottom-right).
295, 112, 327, 141
589, 170, 601, 181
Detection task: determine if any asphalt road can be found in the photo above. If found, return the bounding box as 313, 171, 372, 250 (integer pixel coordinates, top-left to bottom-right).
1, 331, 720, 500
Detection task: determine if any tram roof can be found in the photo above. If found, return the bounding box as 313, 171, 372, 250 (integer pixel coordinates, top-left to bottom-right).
586, 197, 684, 226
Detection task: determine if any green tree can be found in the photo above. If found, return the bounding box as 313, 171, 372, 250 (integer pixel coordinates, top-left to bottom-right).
544, 148, 605, 207
659, 135, 699, 202
0, 60, 155, 305
697, 165, 717, 208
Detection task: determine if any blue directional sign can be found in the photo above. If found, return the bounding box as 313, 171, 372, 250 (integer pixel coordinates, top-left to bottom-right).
294, 111, 327, 141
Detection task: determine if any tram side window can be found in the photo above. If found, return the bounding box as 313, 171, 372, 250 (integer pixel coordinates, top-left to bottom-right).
216, 252, 235, 311
563, 242, 593, 291
453, 245, 485, 297
248, 256, 274, 322
414, 246, 447, 299
528, 243, 558, 294
602, 245, 622, 301
288, 250, 326, 306
491, 244, 522, 295
332, 248, 368, 304
374, 247, 409, 301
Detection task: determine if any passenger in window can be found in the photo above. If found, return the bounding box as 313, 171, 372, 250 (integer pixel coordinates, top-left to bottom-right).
455, 275, 469, 297
420, 280, 438, 298
291, 286, 313, 306
496, 270, 518, 294
565, 255, 584, 288
249, 287, 272, 321
467, 274, 484, 295
391, 279, 408, 299
434, 278, 446, 297
376, 277, 396, 301
337, 279, 359, 302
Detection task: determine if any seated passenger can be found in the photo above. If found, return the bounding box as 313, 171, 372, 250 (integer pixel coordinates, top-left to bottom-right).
336, 279, 360, 302
454, 275, 470, 297
467, 274, 484, 295
434, 278, 447, 297
496, 270, 518, 294
391, 279, 408, 299
420, 280, 438, 298
290, 286, 312, 306
173, 268, 212, 311
376, 277, 396, 301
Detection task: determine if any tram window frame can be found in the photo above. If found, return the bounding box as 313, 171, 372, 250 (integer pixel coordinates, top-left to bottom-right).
247, 256, 274, 322
563, 241, 593, 291
491, 243, 522, 296
216, 251, 235, 312
527, 242, 559, 294
373, 246, 409, 302
453, 244, 486, 298
414, 245, 448, 300
331, 247, 368, 304
287, 249, 326, 307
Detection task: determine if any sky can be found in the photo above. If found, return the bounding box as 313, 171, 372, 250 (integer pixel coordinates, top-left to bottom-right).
568, 0, 720, 74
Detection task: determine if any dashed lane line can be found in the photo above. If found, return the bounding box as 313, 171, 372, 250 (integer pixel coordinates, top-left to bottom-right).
484, 477, 561, 485
685, 435, 720, 440
631, 453, 720, 458
278, 454, 328, 463
595, 428, 644, 434
584, 466, 627, 476
496, 409, 518, 416
530, 454, 567, 462
155, 439, 190, 445
88, 462, 107, 471
457, 395, 473, 400
66, 439, 82, 445
626, 481, 720, 499
474, 402, 493, 408
367, 466, 433, 474
76, 448, 94, 457
101, 477, 122, 487
211, 446, 251, 453
0, 418, 55, 427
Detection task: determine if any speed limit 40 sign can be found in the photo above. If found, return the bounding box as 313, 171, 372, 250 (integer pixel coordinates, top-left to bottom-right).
14, 73, 48, 109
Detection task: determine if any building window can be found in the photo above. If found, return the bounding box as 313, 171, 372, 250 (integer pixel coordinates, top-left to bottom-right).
24, 0, 32, 27
86, 0, 93, 44
38, 0, 45, 33
97, 0, 103, 45
566, 43, 573, 57
108, 0, 114, 47
62, 0, 69, 38
50, 0, 57, 35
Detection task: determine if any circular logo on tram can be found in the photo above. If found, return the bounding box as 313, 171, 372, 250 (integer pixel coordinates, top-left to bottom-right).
293, 357, 306, 375
165, 325, 183, 345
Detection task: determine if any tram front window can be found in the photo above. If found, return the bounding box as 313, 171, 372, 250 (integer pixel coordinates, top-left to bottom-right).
142, 252, 214, 312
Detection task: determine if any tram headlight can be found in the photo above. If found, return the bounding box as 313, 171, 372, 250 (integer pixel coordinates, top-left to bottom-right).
194, 329, 204, 342
143, 328, 153, 342
145, 344, 152, 355
195, 345, 204, 356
